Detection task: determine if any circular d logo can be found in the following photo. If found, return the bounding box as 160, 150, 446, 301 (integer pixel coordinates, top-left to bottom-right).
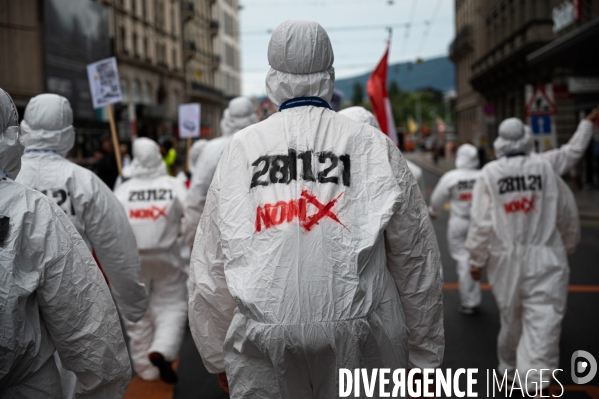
571, 350, 597, 385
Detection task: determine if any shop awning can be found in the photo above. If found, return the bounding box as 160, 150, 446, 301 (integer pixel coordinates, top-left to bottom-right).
527, 18, 599, 73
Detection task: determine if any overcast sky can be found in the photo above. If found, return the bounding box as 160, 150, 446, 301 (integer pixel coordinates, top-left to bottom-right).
239, 0, 455, 96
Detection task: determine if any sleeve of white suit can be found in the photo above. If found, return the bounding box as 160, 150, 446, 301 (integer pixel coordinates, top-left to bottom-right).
465, 174, 494, 267
188, 147, 238, 374
555, 177, 580, 254
36, 199, 131, 399
82, 175, 148, 322
182, 153, 219, 247
384, 142, 444, 369
539, 120, 593, 175
429, 173, 451, 217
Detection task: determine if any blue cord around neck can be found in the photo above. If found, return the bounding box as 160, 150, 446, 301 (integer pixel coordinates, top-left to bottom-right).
279, 97, 332, 111
23, 149, 61, 155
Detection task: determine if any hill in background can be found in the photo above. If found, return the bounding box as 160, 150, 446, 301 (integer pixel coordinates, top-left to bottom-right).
334, 56, 455, 100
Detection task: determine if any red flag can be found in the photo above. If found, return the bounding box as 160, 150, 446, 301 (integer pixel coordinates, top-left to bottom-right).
367, 42, 399, 145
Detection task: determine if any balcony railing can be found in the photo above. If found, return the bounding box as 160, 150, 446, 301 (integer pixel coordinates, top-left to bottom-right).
449, 25, 473, 61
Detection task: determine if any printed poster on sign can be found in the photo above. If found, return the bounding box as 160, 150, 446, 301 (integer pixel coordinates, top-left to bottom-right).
525, 84, 558, 152
178, 103, 201, 139
86, 57, 123, 109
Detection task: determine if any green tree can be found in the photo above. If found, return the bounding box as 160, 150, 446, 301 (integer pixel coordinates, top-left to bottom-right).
352, 81, 364, 106
388, 80, 400, 99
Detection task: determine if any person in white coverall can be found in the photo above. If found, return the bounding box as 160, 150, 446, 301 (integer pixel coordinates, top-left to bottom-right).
182, 97, 258, 247
466, 117, 581, 394
339, 106, 427, 199
189, 138, 208, 170
16, 94, 149, 322
0, 88, 131, 398
429, 144, 481, 314
114, 138, 188, 384
188, 20, 444, 398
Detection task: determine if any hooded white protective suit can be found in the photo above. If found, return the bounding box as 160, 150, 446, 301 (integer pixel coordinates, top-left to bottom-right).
182, 97, 258, 247
188, 20, 444, 398
466, 118, 580, 392
16, 94, 148, 323
430, 144, 481, 309
114, 138, 188, 381
339, 106, 427, 199
0, 89, 131, 398
189, 139, 208, 169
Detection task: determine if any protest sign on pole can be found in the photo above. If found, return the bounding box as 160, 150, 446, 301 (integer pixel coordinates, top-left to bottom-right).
179, 103, 201, 172
87, 57, 124, 175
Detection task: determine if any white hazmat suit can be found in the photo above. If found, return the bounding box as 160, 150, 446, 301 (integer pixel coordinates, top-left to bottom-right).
189, 138, 208, 169
182, 97, 258, 247
430, 144, 481, 310
466, 118, 580, 392
114, 138, 188, 382
0, 89, 131, 398
188, 20, 444, 398
16, 94, 149, 322
339, 106, 427, 198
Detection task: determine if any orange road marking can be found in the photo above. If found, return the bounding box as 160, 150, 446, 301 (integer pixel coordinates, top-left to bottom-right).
124, 361, 178, 399
443, 283, 599, 293
550, 385, 599, 399
124, 377, 174, 399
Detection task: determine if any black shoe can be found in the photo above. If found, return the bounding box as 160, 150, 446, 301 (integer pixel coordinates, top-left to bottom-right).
148, 352, 178, 384
458, 305, 476, 315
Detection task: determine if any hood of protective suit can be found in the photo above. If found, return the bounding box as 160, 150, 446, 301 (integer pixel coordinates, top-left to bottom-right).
339, 106, 380, 129
189, 139, 208, 167
455, 143, 479, 170
493, 117, 533, 158
129, 137, 167, 179
265, 19, 335, 108
0, 89, 24, 180
20, 94, 75, 157
220, 97, 259, 136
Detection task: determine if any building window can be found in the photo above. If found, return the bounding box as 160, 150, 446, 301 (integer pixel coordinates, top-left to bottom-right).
132, 79, 141, 103
225, 43, 234, 67
171, 90, 179, 113
142, 82, 152, 104
133, 33, 139, 57
224, 13, 234, 36
132, 0, 137, 14
155, 0, 164, 27
120, 26, 128, 54
142, 0, 147, 18
172, 48, 177, 69
120, 78, 129, 102
171, 8, 176, 36
143, 37, 149, 60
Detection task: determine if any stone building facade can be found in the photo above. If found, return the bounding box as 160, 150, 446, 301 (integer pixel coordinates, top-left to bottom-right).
214, 0, 242, 98
103, 0, 186, 139
449, 0, 488, 145
182, 0, 225, 138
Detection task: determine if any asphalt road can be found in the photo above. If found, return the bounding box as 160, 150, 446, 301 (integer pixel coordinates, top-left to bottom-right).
147, 169, 599, 399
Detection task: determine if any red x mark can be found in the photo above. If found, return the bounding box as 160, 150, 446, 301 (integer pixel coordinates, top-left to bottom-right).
300, 190, 348, 231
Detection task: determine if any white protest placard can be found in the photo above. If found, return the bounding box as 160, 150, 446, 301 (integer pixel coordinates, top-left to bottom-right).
86, 57, 123, 109
179, 103, 201, 139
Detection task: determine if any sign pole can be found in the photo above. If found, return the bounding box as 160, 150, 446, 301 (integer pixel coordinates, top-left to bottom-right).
107, 104, 123, 176
186, 137, 192, 172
